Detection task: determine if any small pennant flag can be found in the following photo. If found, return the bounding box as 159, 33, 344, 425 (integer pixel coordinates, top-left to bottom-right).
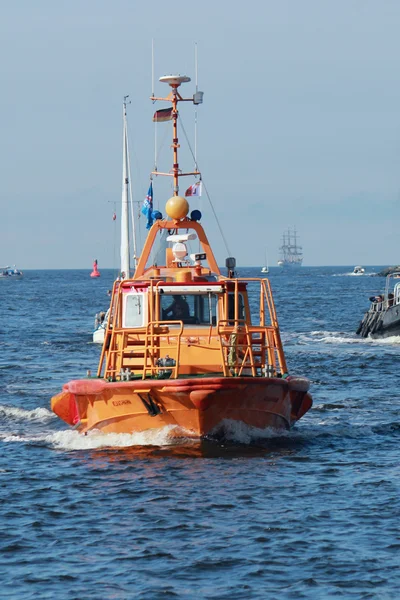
153, 107, 173, 122
185, 181, 202, 197
141, 182, 154, 230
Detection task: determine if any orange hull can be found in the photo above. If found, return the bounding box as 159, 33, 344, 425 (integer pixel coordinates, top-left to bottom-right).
51, 376, 312, 438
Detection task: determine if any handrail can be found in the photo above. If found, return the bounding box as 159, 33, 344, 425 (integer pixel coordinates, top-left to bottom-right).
217, 318, 284, 377
143, 320, 183, 379
98, 276, 289, 380
97, 280, 122, 377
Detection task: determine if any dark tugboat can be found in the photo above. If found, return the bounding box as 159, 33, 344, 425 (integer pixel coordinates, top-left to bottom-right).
356, 272, 400, 338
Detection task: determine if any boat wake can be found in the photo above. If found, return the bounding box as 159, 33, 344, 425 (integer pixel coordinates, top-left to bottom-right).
1, 406, 398, 457
0, 419, 183, 450
300, 330, 400, 346
0, 404, 55, 422
47, 427, 182, 450
209, 419, 292, 445
47, 421, 296, 451
0, 411, 297, 451
333, 272, 376, 277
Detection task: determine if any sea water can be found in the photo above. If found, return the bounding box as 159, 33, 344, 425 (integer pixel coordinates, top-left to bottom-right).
1, 267, 399, 599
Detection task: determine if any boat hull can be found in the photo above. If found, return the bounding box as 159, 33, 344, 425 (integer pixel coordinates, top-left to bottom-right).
370, 308, 400, 338
358, 305, 400, 339
51, 376, 312, 438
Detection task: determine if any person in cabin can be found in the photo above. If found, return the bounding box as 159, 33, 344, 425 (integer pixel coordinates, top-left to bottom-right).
163, 295, 190, 320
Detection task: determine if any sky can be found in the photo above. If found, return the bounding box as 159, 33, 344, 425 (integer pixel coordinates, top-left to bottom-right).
1, 0, 400, 269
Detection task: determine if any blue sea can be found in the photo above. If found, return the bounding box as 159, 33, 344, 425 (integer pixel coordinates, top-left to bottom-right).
1, 266, 399, 599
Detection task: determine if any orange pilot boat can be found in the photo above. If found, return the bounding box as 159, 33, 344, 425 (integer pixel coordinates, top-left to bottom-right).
51, 74, 312, 439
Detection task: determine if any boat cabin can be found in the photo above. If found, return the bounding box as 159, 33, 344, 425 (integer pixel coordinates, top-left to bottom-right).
98, 222, 287, 382
122, 282, 248, 329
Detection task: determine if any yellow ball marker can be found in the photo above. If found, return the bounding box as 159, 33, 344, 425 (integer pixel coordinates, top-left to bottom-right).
165, 196, 189, 220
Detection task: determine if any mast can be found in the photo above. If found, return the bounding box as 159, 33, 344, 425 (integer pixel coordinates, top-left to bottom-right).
150, 75, 203, 194
120, 97, 130, 279
126, 125, 138, 268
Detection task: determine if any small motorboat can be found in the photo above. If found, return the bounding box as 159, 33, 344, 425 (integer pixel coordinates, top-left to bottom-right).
353, 266, 365, 275
51, 72, 313, 440
356, 272, 400, 338
0, 266, 23, 278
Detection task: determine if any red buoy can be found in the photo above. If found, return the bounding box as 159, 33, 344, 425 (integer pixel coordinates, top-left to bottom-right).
90, 259, 101, 278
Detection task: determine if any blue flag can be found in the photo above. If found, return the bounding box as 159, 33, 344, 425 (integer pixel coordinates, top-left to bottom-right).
141, 182, 154, 230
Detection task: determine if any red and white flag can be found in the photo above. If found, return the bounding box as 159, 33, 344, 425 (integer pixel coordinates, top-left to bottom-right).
185, 181, 202, 197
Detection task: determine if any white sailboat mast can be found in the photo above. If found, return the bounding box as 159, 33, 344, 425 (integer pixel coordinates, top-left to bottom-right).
126, 130, 138, 268
120, 97, 130, 279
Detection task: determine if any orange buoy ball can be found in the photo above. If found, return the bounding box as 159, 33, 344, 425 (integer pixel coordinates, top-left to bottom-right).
165, 196, 189, 220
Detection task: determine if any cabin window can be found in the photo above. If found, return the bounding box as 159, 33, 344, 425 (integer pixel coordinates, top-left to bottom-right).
160, 293, 218, 325
228, 293, 246, 323
124, 294, 145, 328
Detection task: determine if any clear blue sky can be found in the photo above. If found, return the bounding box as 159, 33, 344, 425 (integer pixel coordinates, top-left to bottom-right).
1, 0, 399, 268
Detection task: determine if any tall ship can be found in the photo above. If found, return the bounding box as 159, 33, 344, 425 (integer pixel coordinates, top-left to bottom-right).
50, 72, 312, 440
277, 228, 303, 268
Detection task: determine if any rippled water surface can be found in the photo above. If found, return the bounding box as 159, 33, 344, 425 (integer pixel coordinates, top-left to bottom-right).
1, 267, 399, 599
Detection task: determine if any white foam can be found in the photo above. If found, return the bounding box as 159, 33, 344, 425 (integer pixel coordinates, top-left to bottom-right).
347, 334, 400, 346
2, 434, 26, 443
300, 331, 356, 345
45, 425, 185, 451
0, 416, 300, 450
320, 335, 359, 344
333, 270, 378, 277
302, 331, 400, 346
0, 405, 55, 422
0, 424, 189, 449
210, 419, 292, 444
366, 335, 400, 345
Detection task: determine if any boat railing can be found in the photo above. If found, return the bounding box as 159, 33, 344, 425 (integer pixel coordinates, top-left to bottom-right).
98, 277, 288, 380
226, 277, 279, 326
217, 320, 286, 377
142, 320, 184, 380
369, 300, 385, 313
100, 320, 183, 381
97, 280, 122, 374
369, 296, 396, 313
222, 277, 287, 375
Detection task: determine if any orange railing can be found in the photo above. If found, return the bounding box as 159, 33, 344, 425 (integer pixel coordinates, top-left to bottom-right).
98, 276, 288, 380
